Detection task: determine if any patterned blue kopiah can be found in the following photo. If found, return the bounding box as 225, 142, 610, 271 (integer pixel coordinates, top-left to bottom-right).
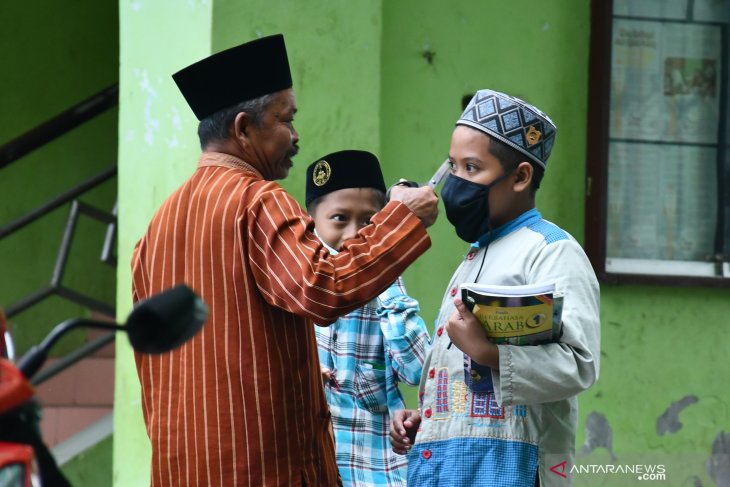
457, 89, 557, 169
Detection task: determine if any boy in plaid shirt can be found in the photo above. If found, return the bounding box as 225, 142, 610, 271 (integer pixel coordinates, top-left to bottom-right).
305, 150, 431, 487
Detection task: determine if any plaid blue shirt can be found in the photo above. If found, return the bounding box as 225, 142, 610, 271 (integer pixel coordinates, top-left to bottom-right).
315, 277, 430, 487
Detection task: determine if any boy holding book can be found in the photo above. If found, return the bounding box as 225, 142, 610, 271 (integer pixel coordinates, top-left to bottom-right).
390, 89, 601, 487
306, 150, 431, 487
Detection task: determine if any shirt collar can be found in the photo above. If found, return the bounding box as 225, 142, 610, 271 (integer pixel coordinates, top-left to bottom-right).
314, 230, 339, 255
198, 151, 263, 178
472, 208, 542, 248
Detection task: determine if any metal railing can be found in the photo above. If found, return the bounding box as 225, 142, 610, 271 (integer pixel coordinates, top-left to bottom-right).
0, 84, 119, 384
0, 85, 119, 169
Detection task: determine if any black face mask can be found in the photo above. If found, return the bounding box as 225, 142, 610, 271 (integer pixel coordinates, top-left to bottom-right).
441, 172, 510, 243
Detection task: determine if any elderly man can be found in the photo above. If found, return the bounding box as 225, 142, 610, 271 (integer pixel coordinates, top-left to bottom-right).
131, 34, 438, 487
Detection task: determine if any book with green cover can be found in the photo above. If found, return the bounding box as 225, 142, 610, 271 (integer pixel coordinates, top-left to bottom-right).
459, 282, 564, 346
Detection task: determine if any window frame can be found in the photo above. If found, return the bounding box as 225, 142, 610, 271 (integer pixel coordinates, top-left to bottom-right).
585, 0, 730, 288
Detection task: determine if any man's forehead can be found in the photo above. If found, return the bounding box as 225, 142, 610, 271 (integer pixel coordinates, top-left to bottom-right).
272, 89, 297, 111
288, 93, 298, 112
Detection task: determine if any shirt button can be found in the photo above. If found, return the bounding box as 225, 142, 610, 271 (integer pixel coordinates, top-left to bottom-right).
332, 333, 337, 341
428, 368, 435, 379
436, 326, 443, 336
422, 449, 432, 459
467, 252, 476, 260
450, 287, 457, 297
424, 408, 432, 418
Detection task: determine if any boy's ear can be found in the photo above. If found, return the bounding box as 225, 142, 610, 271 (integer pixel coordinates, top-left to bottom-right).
512, 161, 533, 193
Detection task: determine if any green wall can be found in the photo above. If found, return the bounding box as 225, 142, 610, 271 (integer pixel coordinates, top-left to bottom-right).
582, 286, 730, 485
117, 1, 730, 486
0, 2, 118, 486
62, 437, 113, 486
212, 0, 384, 200
0, 1, 118, 355
380, 0, 592, 358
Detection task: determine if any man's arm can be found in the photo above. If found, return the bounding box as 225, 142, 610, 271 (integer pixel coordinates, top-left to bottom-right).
246, 184, 434, 323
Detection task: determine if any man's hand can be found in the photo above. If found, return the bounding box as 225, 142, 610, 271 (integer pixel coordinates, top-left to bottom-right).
389, 185, 439, 228
446, 298, 499, 368
390, 409, 421, 454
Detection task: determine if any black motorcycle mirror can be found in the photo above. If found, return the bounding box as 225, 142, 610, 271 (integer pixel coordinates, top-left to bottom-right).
17, 285, 207, 379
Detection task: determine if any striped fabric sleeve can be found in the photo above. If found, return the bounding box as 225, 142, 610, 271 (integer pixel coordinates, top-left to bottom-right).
246, 183, 431, 323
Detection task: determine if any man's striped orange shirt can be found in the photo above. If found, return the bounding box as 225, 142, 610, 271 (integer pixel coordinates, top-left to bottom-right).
131, 152, 431, 487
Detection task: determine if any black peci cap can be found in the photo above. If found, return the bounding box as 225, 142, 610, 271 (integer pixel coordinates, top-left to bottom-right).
305, 150, 387, 207
172, 34, 292, 120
